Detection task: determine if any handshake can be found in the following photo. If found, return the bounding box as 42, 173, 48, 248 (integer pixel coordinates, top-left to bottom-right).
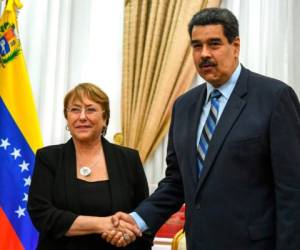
100, 212, 142, 247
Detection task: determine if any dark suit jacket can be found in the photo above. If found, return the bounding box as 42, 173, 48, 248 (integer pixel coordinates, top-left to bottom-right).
28, 137, 152, 250
135, 66, 300, 250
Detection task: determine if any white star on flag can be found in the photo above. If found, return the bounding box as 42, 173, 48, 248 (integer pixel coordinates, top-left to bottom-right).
19, 160, 29, 172
15, 206, 26, 218
23, 176, 31, 187
10, 147, 21, 159
22, 193, 28, 202
0, 138, 10, 150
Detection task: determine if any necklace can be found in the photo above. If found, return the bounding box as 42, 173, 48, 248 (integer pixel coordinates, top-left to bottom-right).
79, 166, 92, 177
78, 154, 101, 177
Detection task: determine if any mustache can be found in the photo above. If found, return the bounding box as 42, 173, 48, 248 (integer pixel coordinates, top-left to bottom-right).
198, 59, 217, 68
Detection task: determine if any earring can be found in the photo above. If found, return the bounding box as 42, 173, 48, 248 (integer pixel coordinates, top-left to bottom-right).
66, 125, 69, 131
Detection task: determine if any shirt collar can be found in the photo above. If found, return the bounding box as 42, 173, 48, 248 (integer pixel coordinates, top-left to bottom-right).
205, 63, 241, 103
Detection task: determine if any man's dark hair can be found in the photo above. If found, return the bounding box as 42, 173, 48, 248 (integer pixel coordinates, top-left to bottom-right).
188, 8, 239, 43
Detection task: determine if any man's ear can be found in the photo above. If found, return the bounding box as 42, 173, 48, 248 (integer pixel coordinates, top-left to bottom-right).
232, 36, 240, 58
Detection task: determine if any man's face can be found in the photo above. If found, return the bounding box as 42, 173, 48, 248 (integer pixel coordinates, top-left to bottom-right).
191, 24, 240, 87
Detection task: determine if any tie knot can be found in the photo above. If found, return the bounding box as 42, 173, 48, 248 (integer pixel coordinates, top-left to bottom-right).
210, 89, 222, 100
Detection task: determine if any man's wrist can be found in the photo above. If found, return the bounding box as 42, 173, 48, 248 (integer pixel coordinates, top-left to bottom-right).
130, 212, 149, 232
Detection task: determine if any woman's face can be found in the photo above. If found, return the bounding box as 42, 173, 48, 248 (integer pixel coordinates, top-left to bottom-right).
66, 96, 106, 143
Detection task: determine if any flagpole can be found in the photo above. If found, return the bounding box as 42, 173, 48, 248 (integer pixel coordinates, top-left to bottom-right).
0, 0, 3, 68
0, 0, 5, 17
0, 0, 2, 17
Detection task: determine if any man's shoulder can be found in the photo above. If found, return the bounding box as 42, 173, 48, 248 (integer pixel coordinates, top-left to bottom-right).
175, 84, 206, 104
246, 68, 288, 91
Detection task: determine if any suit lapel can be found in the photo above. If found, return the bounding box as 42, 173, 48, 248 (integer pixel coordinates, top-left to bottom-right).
64, 139, 81, 213
189, 86, 207, 184
195, 67, 249, 193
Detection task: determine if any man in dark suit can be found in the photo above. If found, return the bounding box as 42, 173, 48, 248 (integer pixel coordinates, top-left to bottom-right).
108, 8, 300, 250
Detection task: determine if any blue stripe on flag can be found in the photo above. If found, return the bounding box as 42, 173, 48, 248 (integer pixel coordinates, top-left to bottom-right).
0, 97, 38, 250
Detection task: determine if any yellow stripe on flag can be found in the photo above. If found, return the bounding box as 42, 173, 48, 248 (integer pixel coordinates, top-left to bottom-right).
0, 0, 42, 153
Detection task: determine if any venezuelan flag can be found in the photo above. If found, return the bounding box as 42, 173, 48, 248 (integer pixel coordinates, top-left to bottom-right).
0, 0, 42, 249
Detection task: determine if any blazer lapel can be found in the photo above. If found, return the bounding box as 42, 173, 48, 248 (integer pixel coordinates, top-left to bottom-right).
63, 138, 125, 214
102, 138, 125, 213
195, 67, 249, 193
64, 139, 81, 213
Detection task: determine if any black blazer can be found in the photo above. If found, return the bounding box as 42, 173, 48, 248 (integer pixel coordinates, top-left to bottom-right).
28, 137, 152, 250
135, 66, 300, 250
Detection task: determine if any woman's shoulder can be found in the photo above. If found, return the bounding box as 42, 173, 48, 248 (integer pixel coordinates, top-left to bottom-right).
35, 142, 70, 162
103, 137, 139, 155
37, 143, 65, 154
103, 139, 142, 166
112, 143, 138, 154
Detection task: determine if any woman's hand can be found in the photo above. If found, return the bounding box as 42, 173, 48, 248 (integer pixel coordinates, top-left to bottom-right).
101, 213, 141, 247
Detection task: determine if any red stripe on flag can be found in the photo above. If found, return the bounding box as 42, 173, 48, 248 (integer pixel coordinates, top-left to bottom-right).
0, 207, 24, 250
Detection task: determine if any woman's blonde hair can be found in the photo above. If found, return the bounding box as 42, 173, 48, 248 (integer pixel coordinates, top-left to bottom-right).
64, 83, 110, 135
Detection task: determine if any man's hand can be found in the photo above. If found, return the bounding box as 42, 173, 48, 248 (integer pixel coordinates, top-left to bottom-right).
101, 212, 142, 247
112, 212, 141, 235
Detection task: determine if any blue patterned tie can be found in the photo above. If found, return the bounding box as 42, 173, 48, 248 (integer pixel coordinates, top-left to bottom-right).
197, 89, 222, 176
